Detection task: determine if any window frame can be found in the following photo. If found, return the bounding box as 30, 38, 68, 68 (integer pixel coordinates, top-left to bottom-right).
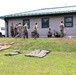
23, 19, 30, 29
41, 18, 49, 28
64, 16, 73, 27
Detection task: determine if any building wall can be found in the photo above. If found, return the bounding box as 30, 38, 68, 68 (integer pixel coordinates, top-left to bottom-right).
64, 15, 76, 37
6, 14, 76, 37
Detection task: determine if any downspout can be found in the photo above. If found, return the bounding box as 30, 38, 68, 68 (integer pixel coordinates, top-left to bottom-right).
5, 19, 9, 37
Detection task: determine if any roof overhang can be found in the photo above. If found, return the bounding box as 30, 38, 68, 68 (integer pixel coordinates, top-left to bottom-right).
1, 12, 76, 20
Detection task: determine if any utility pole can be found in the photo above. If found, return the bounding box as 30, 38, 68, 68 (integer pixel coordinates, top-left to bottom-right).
65, 2, 67, 6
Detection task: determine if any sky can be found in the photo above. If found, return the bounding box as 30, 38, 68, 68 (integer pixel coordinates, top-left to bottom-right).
0, 0, 76, 27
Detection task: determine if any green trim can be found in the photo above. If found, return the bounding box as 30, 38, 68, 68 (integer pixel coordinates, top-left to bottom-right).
64, 16, 73, 27
1, 13, 76, 19
41, 18, 49, 28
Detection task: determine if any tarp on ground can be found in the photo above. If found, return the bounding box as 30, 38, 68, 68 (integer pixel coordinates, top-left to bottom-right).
25, 49, 51, 58
5, 50, 22, 56
0, 42, 14, 51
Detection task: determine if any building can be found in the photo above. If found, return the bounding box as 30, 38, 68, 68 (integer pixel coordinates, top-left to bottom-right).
0, 5, 76, 37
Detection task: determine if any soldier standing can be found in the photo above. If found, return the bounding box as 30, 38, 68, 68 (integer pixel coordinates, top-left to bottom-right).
33, 23, 38, 39
10, 23, 14, 37
23, 23, 28, 39
60, 21, 64, 37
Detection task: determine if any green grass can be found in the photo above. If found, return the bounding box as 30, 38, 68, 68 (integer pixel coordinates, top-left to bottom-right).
0, 38, 76, 75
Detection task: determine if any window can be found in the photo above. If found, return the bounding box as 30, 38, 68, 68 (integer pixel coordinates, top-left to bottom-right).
42, 18, 49, 28
23, 19, 30, 29
64, 17, 73, 27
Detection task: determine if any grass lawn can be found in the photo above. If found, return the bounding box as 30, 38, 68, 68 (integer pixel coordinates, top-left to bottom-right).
0, 38, 76, 75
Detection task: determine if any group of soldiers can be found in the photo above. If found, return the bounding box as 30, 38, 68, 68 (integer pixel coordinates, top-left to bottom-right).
10, 21, 64, 38
10, 23, 38, 39
47, 21, 64, 38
